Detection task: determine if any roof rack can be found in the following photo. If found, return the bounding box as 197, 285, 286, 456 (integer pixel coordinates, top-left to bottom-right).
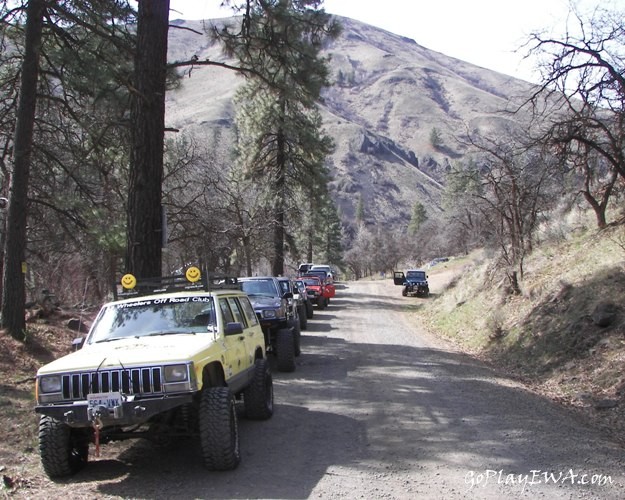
114, 267, 240, 300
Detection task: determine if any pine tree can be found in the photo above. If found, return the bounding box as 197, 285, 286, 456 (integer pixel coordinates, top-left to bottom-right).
217, 0, 340, 275
1, 0, 45, 339
125, 0, 170, 279
407, 202, 427, 236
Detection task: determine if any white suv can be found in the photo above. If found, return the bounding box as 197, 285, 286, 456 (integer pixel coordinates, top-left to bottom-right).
310, 264, 334, 282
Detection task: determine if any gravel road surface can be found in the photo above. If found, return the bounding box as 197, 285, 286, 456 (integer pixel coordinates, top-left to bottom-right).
18, 278, 625, 499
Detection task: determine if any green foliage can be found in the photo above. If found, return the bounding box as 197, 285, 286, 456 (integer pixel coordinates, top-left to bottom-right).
217, 0, 341, 274
0, 1, 137, 308
355, 193, 365, 224
429, 127, 442, 149
407, 202, 427, 236
320, 198, 344, 267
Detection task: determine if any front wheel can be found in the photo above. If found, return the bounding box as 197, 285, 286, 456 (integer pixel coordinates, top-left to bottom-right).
199, 387, 240, 470
39, 415, 89, 478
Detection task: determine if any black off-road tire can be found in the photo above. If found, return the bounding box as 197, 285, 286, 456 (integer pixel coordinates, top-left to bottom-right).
289, 318, 302, 357
275, 328, 296, 372
39, 415, 89, 478
244, 359, 274, 420
305, 300, 314, 319
402, 287, 408, 297
298, 305, 308, 330
199, 387, 240, 470
317, 297, 326, 310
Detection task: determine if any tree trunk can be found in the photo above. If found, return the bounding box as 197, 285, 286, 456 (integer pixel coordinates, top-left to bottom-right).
1, 0, 45, 340
271, 125, 287, 277
125, 0, 170, 279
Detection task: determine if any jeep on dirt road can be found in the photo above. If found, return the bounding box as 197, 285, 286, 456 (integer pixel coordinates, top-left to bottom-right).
239, 276, 300, 372
35, 267, 273, 478
394, 269, 430, 297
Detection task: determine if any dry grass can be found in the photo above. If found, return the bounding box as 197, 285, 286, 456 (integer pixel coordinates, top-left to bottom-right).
0, 312, 97, 495
424, 223, 625, 445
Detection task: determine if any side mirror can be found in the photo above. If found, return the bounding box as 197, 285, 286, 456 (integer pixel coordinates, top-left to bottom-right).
72, 336, 85, 351
225, 322, 244, 335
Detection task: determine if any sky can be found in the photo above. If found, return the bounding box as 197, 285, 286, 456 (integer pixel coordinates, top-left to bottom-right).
168, 0, 623, 83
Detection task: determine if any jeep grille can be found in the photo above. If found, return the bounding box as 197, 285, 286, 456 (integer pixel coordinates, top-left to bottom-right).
62, 367, 163, 400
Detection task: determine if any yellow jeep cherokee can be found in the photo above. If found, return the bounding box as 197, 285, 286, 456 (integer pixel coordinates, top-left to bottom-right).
35, 268, 273, 478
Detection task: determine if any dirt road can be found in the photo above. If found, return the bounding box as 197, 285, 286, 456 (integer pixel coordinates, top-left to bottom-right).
17, 279, 625, 499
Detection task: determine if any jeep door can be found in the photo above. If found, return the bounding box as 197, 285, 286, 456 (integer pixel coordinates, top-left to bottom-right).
238, 295, 264, 357
393, 271, 406, 286
218, 297, 250, 377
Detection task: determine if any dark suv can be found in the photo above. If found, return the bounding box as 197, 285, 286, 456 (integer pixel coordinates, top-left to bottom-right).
277, 277, 308, 332
239, 277, 300, 372
393, 270, 429, 297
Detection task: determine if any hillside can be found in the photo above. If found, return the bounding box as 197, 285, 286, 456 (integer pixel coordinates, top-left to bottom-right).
422, 218, 625, 444
165, 16, 536, 233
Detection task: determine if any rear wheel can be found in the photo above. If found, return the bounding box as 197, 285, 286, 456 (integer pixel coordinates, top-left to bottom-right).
199, 387, 240, 470
305, 300, 314, 319
290, 318, 302, 356
298, 305, 308, 330
275, 328, 296, 372
39, 416, 89, 478
244, 359, 274, 420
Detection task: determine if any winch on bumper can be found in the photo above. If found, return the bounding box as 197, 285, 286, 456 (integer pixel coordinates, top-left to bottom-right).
35, 393, 193, 428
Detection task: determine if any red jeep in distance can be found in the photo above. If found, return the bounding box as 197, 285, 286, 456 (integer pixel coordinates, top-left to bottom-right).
301, 274, 335, 309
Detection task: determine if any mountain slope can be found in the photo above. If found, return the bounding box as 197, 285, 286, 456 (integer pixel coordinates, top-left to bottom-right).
165, 16, 536, 232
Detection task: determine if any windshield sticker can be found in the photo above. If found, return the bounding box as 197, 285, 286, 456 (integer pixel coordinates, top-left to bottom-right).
117, 296, 212, 308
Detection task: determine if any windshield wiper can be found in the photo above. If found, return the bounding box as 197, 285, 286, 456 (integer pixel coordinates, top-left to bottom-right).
95, 336, 127, 344
145, 330, 195, 337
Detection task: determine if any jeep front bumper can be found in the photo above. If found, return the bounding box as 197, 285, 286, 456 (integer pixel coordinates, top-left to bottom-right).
35, 393, 194, 428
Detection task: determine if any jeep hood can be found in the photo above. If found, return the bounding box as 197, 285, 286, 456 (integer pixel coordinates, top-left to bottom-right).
37, 334, 219, 375
248, 295, 281, 309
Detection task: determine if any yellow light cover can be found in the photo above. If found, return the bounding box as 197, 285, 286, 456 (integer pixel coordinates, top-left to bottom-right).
121, 273, 137, 290
186, 266, 201, 283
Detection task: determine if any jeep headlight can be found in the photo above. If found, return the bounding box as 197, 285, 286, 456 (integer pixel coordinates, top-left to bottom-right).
164, 364, 188, 383
163, 363, 196, 393
262, 309, 277, 319
39, 375, 62, 394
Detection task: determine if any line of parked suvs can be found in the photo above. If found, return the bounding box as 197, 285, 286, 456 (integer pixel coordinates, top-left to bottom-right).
239, 264, 337, 372
32, 264, 339, 478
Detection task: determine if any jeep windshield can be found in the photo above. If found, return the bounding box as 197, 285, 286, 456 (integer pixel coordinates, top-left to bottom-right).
406, 271, 426, 280
240, 279, 279, 297
88, 296, 217, 344
301, 277, 321, 287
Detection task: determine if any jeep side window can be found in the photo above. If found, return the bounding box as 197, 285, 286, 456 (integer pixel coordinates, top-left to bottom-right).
227, 297, 246, 327
239, 296, 259, 326
219, 298, 235, 325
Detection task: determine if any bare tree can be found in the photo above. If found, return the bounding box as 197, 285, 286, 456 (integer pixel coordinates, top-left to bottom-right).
464, 131, 559, 292
524, 3, 625, 227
